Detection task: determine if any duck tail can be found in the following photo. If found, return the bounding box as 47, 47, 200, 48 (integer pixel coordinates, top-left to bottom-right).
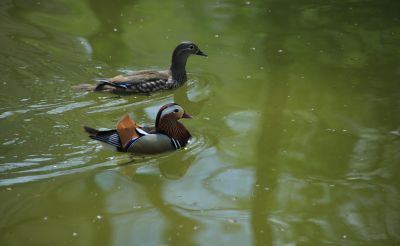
83, 126, 123, 150
83, 126, 100, 135
94, 79, 112, 91
95, 79, 129, 91
72, 79, 117, 92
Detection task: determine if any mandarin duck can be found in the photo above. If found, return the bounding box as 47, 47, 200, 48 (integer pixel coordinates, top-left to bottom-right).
77, 41, 207, 94
84, 103, 192, 154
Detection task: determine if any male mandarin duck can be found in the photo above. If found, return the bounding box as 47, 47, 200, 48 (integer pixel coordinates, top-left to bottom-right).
77, 41, 207, 94
84, 103, 192, 154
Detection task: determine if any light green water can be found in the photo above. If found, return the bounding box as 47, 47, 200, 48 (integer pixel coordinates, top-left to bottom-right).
0, 0, 399, 245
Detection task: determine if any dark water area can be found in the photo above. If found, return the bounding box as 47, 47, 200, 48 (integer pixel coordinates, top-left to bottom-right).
0, 0, 399, 245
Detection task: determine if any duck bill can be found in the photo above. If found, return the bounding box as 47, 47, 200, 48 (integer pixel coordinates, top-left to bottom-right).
182, 112, 192, 119
195, 49, 207, 57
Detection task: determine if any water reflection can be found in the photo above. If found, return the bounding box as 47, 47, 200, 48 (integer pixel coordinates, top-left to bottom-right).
87, 0, 136, 63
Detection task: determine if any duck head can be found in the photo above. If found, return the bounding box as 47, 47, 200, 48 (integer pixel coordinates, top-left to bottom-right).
172, 41, 207, 60
170, 41, 207, 82
155, 103, 192, 147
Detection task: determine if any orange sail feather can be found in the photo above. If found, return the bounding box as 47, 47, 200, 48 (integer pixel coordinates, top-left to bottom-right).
116, 115, 141, 148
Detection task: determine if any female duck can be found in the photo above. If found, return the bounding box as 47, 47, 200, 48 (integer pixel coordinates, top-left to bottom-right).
77, 41, 207, 94
84, 103, 192, 154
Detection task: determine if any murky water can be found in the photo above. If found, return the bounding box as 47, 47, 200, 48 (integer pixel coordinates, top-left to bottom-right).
0, 0, 399, 245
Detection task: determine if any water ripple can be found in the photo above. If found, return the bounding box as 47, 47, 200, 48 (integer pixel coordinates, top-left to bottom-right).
46, 101, 95, 114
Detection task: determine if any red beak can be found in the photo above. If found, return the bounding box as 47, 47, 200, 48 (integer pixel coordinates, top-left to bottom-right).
182, 112, 192, 119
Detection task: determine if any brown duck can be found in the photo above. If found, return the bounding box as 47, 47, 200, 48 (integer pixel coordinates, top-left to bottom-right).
77, 41, 207, 94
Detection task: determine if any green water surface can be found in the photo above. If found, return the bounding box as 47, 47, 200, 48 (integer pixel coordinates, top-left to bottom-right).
0, 0, 399, 245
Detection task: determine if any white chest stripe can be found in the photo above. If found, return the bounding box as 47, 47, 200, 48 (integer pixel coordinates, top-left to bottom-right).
171, 138, 181, 149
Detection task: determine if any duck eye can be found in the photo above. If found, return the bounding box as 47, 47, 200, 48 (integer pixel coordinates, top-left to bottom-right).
189, 45, 194, 50
173, 109, 179, 113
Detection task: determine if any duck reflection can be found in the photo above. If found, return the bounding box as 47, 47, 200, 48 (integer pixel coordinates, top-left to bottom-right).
118, 149, 194, 180
108, 151, 198, 245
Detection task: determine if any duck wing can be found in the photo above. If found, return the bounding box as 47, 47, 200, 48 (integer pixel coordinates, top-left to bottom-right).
95, 70, 172, 93
84, 126, 123, 151
116, 114, 142, 148
84, 116, 150, 152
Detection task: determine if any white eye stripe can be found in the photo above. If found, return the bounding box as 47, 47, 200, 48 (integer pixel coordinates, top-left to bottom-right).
160, 105, 183, 118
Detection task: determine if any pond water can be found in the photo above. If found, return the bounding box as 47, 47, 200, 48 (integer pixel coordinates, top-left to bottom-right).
0, 0, 399, 245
